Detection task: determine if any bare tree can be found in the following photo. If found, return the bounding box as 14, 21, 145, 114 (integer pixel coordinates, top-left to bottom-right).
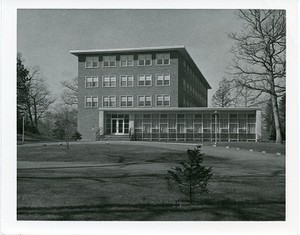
211, 78, 234, 107
231, 79, 266, 107
212, 77, 264, 108
30, 76, 56, 131
61, 77, 78, 107
17, 55, 55, 133
228, 10, 286, 143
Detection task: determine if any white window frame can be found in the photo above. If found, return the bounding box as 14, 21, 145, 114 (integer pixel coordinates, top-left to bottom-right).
156, 95, 163, 106
137, 95, 152, 107
85, 56, 99, 68
138, 74, 152, 86
156, 53, 170, 66
120, 55, 134, 67
145, 95, 152, 107
102, 96, 117, 107
103, 55, 116, 67
85, 96, 98, 108
138, 54, 152, 66
137, 96, 145, 107
163, 95, 170, 106
85, 76, 99, 88
120, 95, 134, 107
156, 74, 170, 86
120, 75, 134, 87
156, 94, 170, 107
102, 75, 117, 87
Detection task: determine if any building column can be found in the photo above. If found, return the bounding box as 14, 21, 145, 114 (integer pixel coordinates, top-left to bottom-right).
256, 110, 262, 142
99, 110, 105, 136
129, 114, 134, 135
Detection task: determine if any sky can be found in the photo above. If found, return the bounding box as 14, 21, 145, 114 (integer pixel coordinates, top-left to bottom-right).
17, 9, 243, 106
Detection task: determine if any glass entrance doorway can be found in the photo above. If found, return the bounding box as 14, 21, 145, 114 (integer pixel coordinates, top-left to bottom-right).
111, 118, 125, 135
105, 114, 130, 135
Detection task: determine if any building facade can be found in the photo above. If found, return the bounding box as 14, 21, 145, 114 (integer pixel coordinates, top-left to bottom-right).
70, 46, 261, 141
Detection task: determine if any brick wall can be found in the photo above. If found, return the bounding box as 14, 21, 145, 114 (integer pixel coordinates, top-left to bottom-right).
177, 53, 209, 107
77, 50, 180, 140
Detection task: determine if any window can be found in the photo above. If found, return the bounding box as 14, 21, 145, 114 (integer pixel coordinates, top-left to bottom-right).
85, 77, 98, 88
247, 124, 256, 133
138, 54, 152, 66
156, 53, 170, 65
103, 56, 116, 67
120, 75, 134, 87
120, 55, 134, 67
157, 95, 163, 106
145, 96, 152, 106
138, 75, 152, 86
138, 95, 152, 107
103, 96, 116, 107
156, 95, 170, 106
85, 56, 99, 68
177, 124, 185, 133
138, 96, 145, 106
230, 114, 238, 123
85, 96, 98, 108
164, 95, 170, 106
156, 74, 170, 86
248, 114, 256, 123
102, 76, 116, 87
120, 96, 133, 107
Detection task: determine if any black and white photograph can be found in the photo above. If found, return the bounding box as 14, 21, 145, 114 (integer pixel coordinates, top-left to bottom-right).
0, 0, 298, 234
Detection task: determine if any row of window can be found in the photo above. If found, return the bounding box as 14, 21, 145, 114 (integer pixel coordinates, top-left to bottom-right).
85, 53, 170, 68
182, 98, 205, 107
182, 59, 208, 92
85, 95, 171, 108
134, 124, 256, 134
85, 74, 170, 88
133, 113, 256, 134
182, 79, 207, 107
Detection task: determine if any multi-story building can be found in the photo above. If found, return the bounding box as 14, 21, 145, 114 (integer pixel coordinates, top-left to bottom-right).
70, 46, 261, 141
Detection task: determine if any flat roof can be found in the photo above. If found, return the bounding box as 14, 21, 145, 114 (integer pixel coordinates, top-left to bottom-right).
70, 45, 211, 89
70, 45, 187, 55
99, 107, 261, 112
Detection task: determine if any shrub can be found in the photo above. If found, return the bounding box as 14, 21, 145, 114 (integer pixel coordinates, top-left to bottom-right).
71, 131, 82, 141
167, 145, 213, 205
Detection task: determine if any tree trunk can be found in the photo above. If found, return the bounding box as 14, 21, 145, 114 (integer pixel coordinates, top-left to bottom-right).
271, 94, 282, 143
189, 184, 192, 205
33, 100, 39, 133
27, 105, 35, 132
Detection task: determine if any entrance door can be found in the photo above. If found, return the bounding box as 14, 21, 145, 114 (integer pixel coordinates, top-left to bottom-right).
111, 118, 125, 135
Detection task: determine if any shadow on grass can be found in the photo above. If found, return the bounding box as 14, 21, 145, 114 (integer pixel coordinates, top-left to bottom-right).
17, 198, 285, 221
17, 160, 159, 171
17, 173, 166, 180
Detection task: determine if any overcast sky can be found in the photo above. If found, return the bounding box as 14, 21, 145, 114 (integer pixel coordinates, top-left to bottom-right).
17, 9, 243, 106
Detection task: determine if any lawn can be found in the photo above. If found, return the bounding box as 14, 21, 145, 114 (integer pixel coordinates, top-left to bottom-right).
17, 142, 285, 221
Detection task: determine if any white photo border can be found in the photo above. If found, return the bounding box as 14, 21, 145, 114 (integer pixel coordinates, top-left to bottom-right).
1, 0, 298, 234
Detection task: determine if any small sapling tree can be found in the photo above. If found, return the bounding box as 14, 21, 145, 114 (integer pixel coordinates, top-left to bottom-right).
167, 146, 213, 205
52, 106, 77, 150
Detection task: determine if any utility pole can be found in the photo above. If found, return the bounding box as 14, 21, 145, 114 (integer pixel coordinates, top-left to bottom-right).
214, 111, 218, 145
22, 115, 25, 144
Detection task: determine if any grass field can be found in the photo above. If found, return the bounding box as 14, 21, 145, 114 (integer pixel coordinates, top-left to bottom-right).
17, 142, 285, 221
